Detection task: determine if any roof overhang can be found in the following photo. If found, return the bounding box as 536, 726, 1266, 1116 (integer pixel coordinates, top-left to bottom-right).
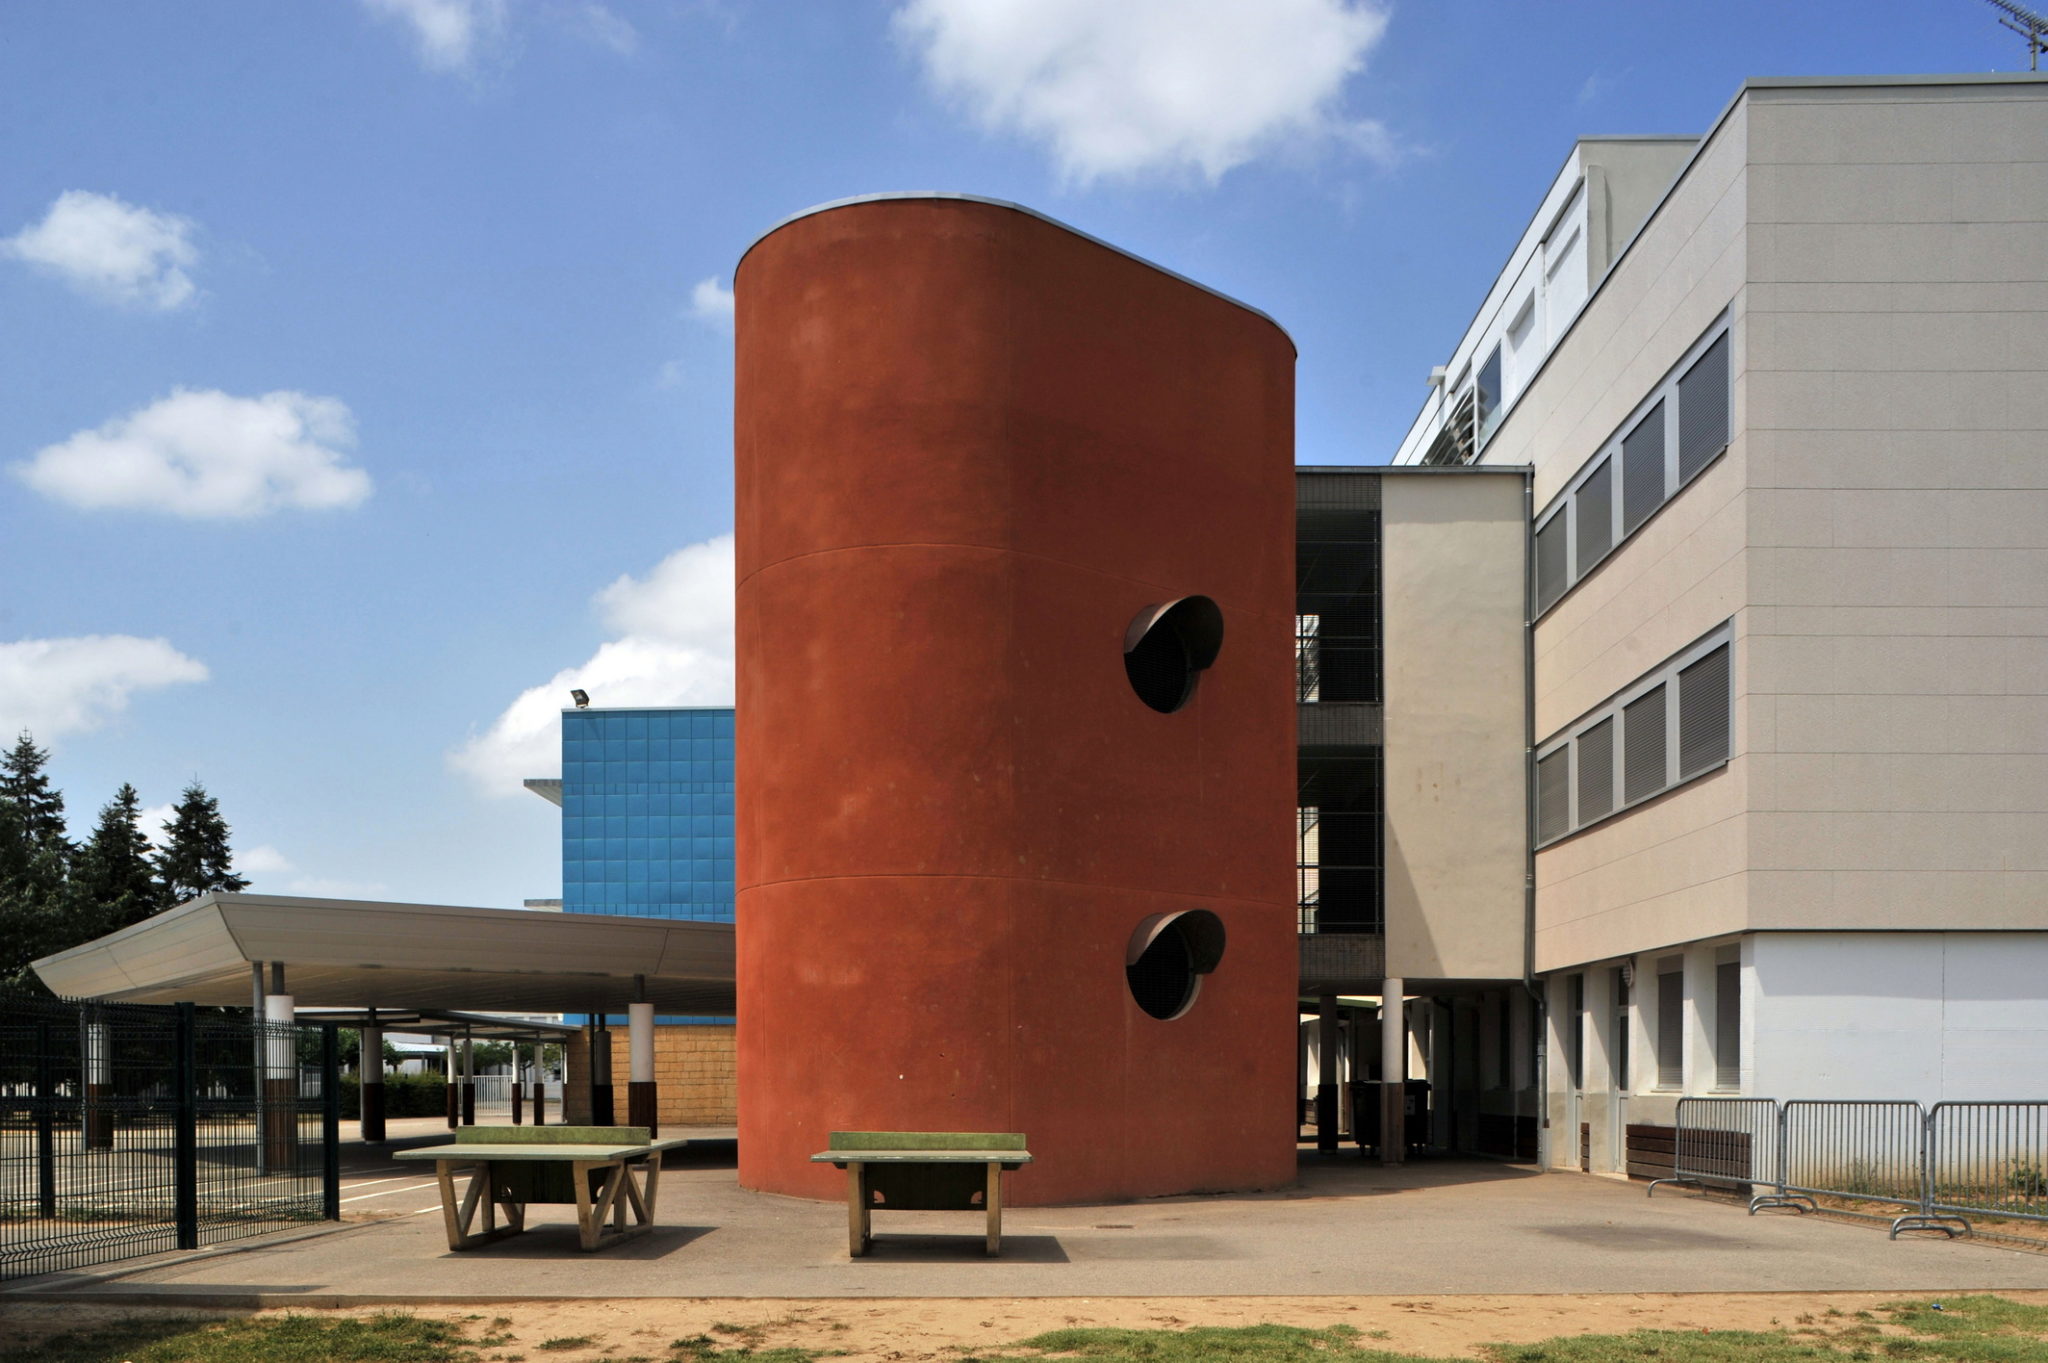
32, 893, 735, 1015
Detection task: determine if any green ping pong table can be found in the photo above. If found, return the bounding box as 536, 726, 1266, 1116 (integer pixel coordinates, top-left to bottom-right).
395, 1126, 690, 1252
812, 1131, 1032, 1256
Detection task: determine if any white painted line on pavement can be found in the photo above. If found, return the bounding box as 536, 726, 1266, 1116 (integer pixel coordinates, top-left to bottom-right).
340, 1181, 440, 1204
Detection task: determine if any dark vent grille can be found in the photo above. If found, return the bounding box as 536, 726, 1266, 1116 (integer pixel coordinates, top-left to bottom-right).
1678, 643, 1732, 779
1623, 684, 1668, 805
1622, 399, 1666, 534
1537, 747, 1570, 845
1535, 516, 1567, 615
1657, 965, 1684, 1088
1715, 958, 1741, 1089
1576, 459, 1612, 576
1576, 717, 1615, 824
1677, 333, 1730, 483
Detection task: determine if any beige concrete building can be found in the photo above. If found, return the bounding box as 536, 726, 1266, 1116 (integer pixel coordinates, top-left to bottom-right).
1379, 73, 2048, 1176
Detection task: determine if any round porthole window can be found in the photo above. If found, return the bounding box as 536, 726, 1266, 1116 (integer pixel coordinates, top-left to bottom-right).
1124, 910, 1227, 1021
1123, 596, 1224, 714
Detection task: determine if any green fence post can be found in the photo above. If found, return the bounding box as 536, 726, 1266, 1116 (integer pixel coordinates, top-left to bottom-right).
175, 1003, 199, 1249
321, 1025, 340, 1220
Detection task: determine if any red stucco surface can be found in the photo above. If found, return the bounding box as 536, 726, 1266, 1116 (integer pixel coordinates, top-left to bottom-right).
733, 198, 1297, 1206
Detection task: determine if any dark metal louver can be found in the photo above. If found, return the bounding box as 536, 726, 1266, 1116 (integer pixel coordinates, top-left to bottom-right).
1537, 746, 1570, 845
1622, 399, 1666, 534
1576, 717, 1615, 824
1714, 959, 1742, 1090
1623, 684, 1668, 805
1678, 644, 1732, 779
1677, 333, 1730, 483
1657, 966, 1684, 1089
1576, 459, 1613, 577
1535, 515, 1567, 615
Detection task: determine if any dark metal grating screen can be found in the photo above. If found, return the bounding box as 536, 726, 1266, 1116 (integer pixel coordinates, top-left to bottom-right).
1623, 685, 1668, 806
1677, 333, 1730, 484
1576, 717, 1615, 824
1576, 459, 1612, 576
1297, 756, 1382, 935
1536, 747, 1570, 845
1622, 400, 1666, 535
1296, 480, 1381, 705
1657, 966, 1684, 1089
0, 991, 337, 1281
1678, 643, 1732, 780
1535, 516, 1567, 615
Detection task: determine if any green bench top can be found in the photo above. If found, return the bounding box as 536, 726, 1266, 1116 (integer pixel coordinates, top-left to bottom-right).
811, 1131, 1031, 1164
395, 1127, 689, 1163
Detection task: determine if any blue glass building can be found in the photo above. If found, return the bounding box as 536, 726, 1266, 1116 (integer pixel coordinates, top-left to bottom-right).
558, 707, 735, 921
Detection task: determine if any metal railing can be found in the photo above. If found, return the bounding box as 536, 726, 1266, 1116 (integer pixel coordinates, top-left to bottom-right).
1647, 1096, 2047, 1240
0, 991, 339, 1281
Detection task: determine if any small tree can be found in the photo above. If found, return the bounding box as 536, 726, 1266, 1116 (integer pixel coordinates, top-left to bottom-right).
0, 732, 71, 988
71, 783, 165, 939
155, 781, 249, 906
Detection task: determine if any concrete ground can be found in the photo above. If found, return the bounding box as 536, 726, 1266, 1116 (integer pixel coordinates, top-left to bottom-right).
8, 1140, 2048, 1304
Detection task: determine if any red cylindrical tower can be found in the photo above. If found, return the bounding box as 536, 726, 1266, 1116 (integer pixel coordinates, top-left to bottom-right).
734, 195, 1296, 1205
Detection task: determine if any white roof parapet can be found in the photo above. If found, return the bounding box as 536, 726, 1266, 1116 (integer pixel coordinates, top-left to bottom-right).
32, 892, 734, 1015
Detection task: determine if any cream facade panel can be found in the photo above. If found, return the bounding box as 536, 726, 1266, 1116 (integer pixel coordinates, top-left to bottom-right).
1379, 472, 1528, 981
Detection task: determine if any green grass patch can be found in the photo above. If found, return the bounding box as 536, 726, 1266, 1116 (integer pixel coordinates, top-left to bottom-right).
0, 1311, 479, 1363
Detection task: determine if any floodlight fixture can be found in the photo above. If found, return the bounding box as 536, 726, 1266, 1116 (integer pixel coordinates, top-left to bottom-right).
570, 689, 590, 708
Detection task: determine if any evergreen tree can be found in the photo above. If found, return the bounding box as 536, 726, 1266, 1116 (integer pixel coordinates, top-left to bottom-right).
154, 781, 248, 905
72, 783, 165, 939
0, 733, 70, 990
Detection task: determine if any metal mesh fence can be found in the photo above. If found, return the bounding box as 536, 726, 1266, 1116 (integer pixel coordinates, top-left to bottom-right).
0, 991, 335, 1280
1927, 1101, 2048, 1228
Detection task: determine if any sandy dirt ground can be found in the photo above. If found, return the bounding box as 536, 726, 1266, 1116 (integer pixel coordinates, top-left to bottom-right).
9, 1290, 2048, 1361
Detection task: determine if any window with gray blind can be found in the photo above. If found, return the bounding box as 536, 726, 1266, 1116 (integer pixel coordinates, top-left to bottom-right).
1576, 716, 1614, 824
1714, 957, 1741, 1090
1575, 458, 1612, 575
1677, 333, 1731, 483
1678, 644, 1732, 779
1623, 685, 1667, 805
1536, 746, 1570, 845
1535, 515, 1567, 615
1656, 961, 1684, 1089
1622, 400, 1665, 534
1530, 314, 1730, 619
1534, 625, 1731, 847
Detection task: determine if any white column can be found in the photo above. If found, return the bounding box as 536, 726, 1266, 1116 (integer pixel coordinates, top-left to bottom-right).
1379, 978, 1405, 1166
361, 1025, 384, 1083
264, 994, 295, 1080
628, 1003, 655, 1084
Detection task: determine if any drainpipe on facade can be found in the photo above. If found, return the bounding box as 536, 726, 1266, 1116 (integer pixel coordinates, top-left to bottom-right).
1521, 469, 1548, 1169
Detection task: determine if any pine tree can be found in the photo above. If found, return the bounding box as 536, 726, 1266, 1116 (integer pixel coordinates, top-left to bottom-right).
154, 781, 249, 906
71, 783, 165, 939
0, 733, 71, 988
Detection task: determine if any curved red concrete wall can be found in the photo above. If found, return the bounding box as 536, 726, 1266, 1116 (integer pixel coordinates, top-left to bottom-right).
734, 197, 1296, 1205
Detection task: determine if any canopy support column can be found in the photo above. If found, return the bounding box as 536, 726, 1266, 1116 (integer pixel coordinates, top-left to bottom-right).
263, 966, 297, 1171
360, 1008, 386, 1142
628, 974, 656, 1135
1381, 979, 1407, 1166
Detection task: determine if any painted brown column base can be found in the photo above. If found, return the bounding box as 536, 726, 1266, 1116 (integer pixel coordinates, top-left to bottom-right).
627, 1081, 658, 1136
263, 1077, 298, 1170
444, 1081, 458, 1129
360, 1082, 387, 1142
461, 1081, 476, 1126
84, 1084, 115, 1150
532, 1081, 547, 1125
511, 1083, 523, 1124
590, 1083, 614, 1126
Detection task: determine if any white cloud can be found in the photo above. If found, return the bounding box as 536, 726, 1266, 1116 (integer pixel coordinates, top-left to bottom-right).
230, 842, 388, 898
3, 190, 199, 310
238, 845, 294, 875
14, 388, 373, 519
0, 636, 208, 741
138, 803, 177, 850
689, 276, 734, 326
894, 0, 1394, 183
569, 3, 638, 54
450, 533, 735, 796
362, 0, 507, 73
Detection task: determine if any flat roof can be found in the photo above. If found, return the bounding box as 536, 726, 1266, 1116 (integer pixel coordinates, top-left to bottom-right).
32, 892, 735, 1015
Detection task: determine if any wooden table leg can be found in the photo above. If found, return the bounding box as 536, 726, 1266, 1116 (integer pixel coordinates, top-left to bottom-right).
846, 1161, 869, 1257
572, 1159, 601, 1252
985, 1161, 1002, 1256
436, 1160, 466, 1251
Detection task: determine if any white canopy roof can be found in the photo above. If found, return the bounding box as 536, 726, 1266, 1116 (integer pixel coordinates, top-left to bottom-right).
32, 893, 735, 1015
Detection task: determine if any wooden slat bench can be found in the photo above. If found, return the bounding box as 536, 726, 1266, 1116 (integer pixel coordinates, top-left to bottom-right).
811, 1131, 1032, 1257
395, 1125, 690, 1252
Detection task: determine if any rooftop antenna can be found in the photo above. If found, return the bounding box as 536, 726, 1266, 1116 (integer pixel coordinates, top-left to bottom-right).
1985, 0, 2048, 69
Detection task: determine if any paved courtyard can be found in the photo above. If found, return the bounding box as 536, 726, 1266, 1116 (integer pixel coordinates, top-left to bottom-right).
8, 1135, 2048, 1304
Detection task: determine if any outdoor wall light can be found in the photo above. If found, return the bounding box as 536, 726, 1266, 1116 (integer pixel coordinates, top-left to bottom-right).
570, 689, 590, 708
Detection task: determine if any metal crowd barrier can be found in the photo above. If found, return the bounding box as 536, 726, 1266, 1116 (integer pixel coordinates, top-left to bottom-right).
1647, 1098, 1791, 1211
1647, 1097, 2048, 1240
1925, 1101, 2048, 1232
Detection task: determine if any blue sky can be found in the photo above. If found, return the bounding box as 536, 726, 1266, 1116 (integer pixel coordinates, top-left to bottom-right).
0, 0, 2028, 910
